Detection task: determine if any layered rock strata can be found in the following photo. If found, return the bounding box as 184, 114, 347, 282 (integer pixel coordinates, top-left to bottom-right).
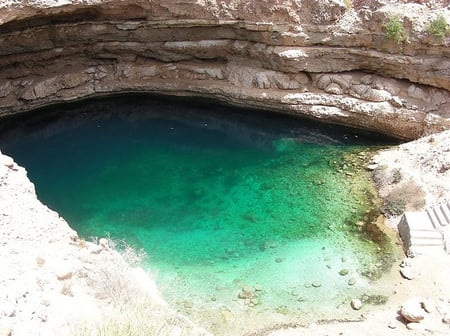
0, 0, 449, 140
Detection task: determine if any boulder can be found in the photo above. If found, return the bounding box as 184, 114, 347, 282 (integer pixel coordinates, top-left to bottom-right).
400, 298, 426, 322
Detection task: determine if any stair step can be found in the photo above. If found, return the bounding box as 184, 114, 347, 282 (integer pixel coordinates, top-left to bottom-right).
426, 209, 440, 229
440, 204, 450, 223
409, 230, 443, 239
411, 245, 447, 255
433, 207, 447, 227
410, 237, 443, 246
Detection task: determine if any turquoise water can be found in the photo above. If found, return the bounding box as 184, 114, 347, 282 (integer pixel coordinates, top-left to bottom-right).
0, 96, 394, 333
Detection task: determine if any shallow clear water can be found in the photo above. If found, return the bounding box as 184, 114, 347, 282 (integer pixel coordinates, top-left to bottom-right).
0, 96, 394, 333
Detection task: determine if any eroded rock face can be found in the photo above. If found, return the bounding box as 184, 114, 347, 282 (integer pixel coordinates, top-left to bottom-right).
0, 0, 449, 139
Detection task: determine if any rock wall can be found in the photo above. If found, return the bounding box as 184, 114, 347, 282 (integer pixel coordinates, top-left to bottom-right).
0, 0, 449, 139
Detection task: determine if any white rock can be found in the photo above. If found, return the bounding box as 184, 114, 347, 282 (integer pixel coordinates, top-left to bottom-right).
400, 298, 426, 322
400, 266, 415, 280
99, 238, 110, 249
351, 299, 362, 310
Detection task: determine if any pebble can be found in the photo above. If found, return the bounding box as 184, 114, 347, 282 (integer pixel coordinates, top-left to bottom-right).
442, 314, 450, 324
339, 269, 349, 276
348, 277, 357, 286
312, 282, 321, 288
388, 321, 397, 329
275, 257, 284, 263
238, 286, 255, 299
351, 299, 362, 310
183, 300, 193, 309
250, 298, 259, 306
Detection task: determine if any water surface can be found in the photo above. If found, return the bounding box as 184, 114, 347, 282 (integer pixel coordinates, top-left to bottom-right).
0, 95, 395, 333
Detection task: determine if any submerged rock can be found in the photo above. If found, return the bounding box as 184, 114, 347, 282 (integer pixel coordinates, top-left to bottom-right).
238, 286, 255, 299
339, 269, 349, 276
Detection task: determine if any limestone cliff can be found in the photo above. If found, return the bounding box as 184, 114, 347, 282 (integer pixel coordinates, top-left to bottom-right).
0, 0, 449, 139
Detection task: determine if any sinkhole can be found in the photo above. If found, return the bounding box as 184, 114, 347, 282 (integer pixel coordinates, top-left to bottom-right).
0, 95, 398, 333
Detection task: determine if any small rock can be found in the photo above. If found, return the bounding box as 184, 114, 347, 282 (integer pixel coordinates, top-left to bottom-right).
348, 277, 357, 286
239, 286, 255, 299
351, 299, 362, 310
250, 298, 259, 306
275, 257, 284, 263
56, 270, 73, 281
183, 300, 193, 309
339, 269, 349, 276
400, 266, 415, 280
341, 257, 347, 263
400, 298, 426, 322
99, 238, 109, 249
254, 285, 262, 292
388, 321, 397, 329
276, 305, 289, 315
442, 313, 450, 324
311, 282, 321, 288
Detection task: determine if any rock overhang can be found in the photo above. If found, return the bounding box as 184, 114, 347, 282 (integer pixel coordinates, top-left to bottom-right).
0, 0, 448, 140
